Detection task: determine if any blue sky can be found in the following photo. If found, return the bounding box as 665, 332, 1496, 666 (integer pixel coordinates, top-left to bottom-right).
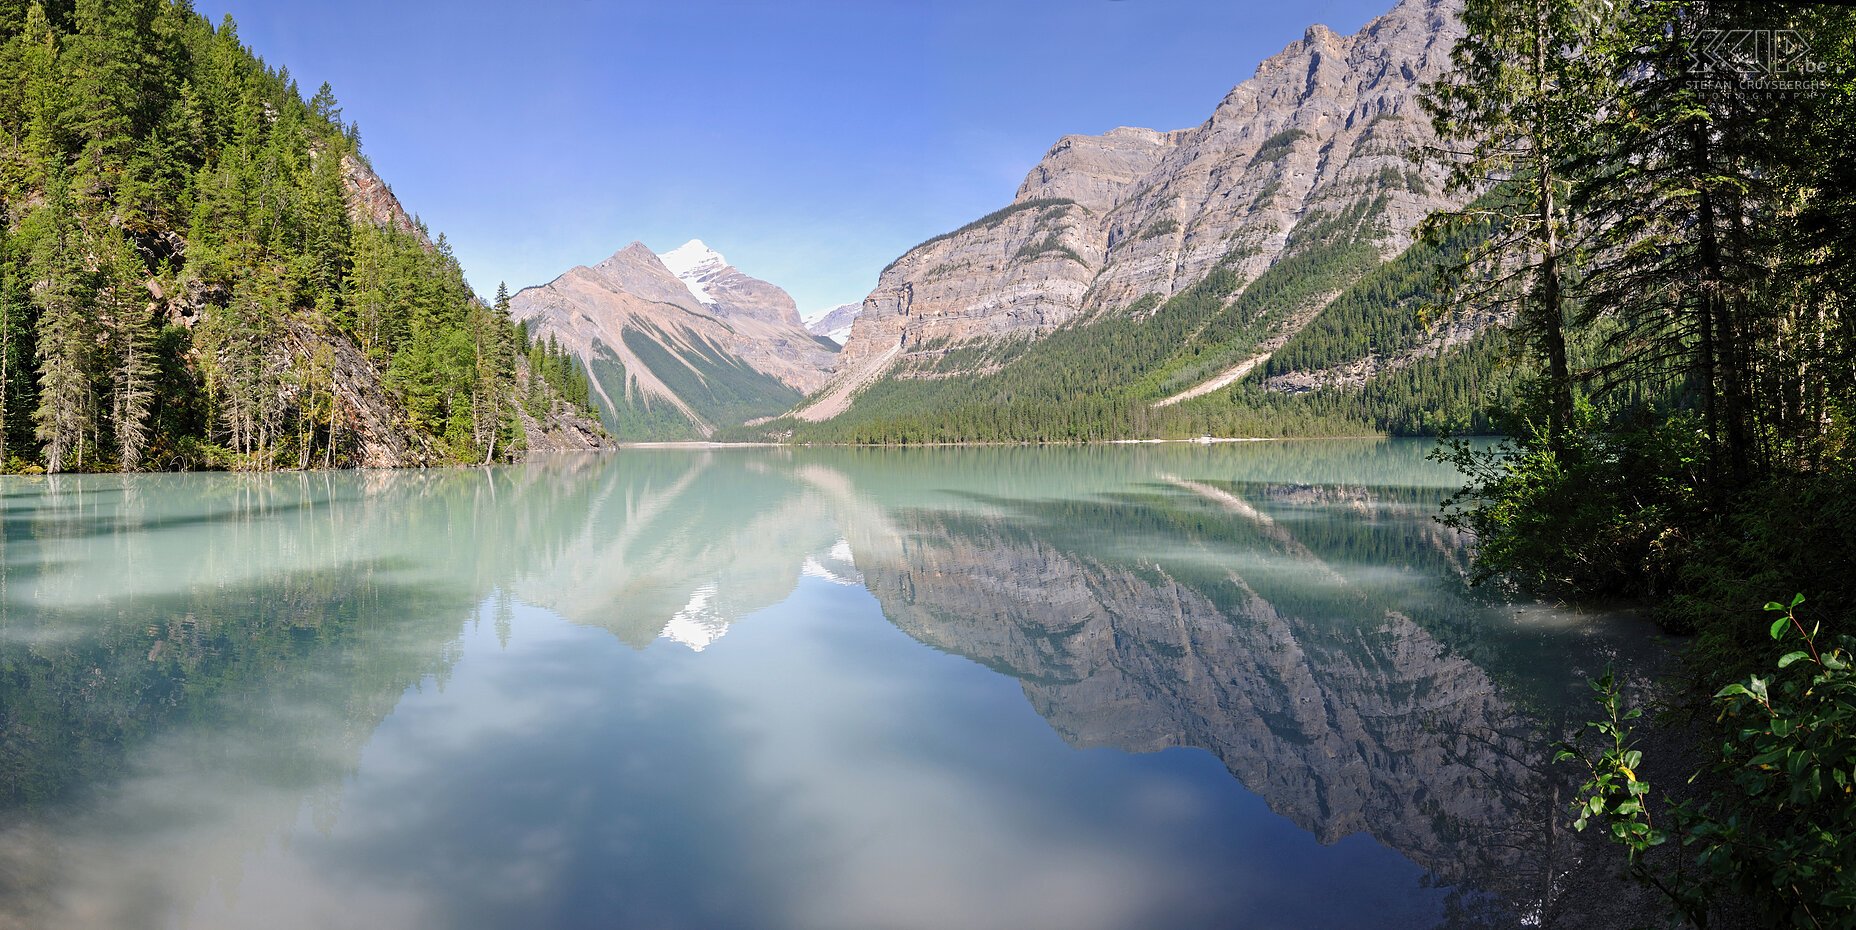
196, 0, 1393, 315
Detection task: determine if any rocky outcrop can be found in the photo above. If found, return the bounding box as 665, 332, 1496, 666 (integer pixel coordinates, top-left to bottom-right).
509, 241, 837, 438
517, 358, 613, 455
339, 153, 428, 246
1263, 304, 1510, 393
802, 0, 1466, 421
281, 321, 439, 468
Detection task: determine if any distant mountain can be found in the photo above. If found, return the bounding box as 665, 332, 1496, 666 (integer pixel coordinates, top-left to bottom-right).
510, 241, 836, 439
771, 0, 1500, 441
805, 303, 862, 347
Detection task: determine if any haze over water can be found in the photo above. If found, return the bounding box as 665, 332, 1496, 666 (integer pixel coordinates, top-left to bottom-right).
0, 442, 1656, 929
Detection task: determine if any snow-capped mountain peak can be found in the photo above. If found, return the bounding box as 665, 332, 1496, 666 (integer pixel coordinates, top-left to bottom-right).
805, 302, 862, 347
658, 239, 728, 305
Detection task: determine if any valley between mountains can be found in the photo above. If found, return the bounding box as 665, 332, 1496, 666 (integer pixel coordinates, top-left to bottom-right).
512, 0, 1502, 444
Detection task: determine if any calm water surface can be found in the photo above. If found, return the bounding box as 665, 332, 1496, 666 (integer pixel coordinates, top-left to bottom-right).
0, 441, 1657, 929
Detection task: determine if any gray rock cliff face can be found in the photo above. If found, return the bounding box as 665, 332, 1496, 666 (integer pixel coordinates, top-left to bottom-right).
803, 0, 1465, 420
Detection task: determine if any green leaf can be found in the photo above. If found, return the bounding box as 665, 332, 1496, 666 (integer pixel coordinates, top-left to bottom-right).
1772, 617, 1791, 641
1715, 683, 1750, 698
1779, 651, 1811, 669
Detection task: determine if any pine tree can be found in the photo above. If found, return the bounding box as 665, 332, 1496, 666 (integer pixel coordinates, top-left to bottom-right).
97, 225, 153, 469
299, 134, 349, 313
1567, 0, 1764, 488
17, 0, 67, 183
65, 0, 173, 200
0, 235, 21, 464
308, 81, 341, 133
30, 169, 94, 472
1421, 0, 1614, 452
199, 267, 284, 461
477, 281, 518, 462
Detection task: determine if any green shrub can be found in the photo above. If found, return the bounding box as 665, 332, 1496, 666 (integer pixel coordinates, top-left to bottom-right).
1561, 596, 1856, 928
1436, 401, 1705, 597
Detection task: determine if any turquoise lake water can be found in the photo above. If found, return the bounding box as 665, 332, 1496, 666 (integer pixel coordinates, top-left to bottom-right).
0, 441, 1658, 929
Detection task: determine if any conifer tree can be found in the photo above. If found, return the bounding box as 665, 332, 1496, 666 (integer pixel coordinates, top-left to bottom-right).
0, 231, 20, 464
30, 169, 94, 472
1421, 0, 1613, 452
199, 267, 284, 461
17, 0, 66, 182
97, 225, 153, 469
1565, 0, 1768, 489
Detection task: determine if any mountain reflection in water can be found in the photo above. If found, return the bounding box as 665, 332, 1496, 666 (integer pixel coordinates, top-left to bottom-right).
0, 442, 1660, 929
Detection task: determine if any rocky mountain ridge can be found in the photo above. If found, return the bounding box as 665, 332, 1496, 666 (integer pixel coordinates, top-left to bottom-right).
799, 0, 1467, 422
509, 241, 837, 439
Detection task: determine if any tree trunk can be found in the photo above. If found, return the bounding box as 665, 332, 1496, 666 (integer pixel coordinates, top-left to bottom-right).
1691, 123, 1750, 490
1532, 0, 1575, 455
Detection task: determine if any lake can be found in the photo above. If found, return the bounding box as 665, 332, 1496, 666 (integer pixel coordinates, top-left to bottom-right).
0, 441, 1658, 929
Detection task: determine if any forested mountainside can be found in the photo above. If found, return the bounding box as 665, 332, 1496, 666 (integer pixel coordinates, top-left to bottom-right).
509, 239, 837, 441
747, 0, 1487, 442
0, 1, 605, 472
745, 204, 1515, 443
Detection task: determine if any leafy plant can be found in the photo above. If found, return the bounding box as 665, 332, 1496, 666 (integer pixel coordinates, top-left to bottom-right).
1560, 595, 1856, 928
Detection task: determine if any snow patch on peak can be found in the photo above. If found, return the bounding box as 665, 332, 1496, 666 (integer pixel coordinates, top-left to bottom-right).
658, 239, 728, 305
660, 239, 725, 276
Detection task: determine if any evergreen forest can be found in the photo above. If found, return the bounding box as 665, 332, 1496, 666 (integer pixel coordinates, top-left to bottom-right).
0, 0, 596, 472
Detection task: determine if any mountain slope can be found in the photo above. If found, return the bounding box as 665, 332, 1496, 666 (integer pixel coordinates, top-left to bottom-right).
784, 0, 1481, 437
509, 241, 836, 439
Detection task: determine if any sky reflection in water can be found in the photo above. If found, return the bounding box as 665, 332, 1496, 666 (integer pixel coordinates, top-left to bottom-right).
0, 442, 1658, 929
